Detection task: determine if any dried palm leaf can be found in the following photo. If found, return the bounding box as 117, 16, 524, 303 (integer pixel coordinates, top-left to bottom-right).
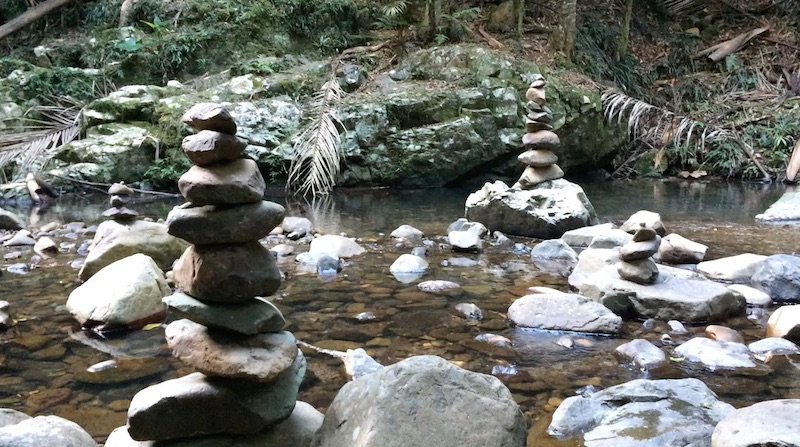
287, 77, 346, 197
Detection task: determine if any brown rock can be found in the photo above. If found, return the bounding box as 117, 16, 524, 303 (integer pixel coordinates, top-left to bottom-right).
527, 110, 553, 123
108, 183, 134, 196
172, 241, 282, 303
178, 158, 265, 206
515, 165, 564, 188
522, 131, 560, 151
166, 200, 285, 245
525, 119, 554, 132
526, 87, 546, 106
705, 325, 744, 343
166, 319, 298, 382
182, 130, 246, 166
518, 150, 558, 168
632, 226, 658, 242
182, 103, 237, 135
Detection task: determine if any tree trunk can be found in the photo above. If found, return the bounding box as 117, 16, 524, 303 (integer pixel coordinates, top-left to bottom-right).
618, 0, 633, 57
119, 0, 137, 27
514, 0, 524, 36
0, 0, 75, 41
426, 0, 438, 41
557, 0, 577, 62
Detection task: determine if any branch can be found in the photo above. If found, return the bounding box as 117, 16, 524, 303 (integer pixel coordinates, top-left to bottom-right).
0, 0, 76, 41
47, 173, 181, 197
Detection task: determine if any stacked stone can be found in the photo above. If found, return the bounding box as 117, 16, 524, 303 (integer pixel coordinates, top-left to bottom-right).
513, 75, 564, 189
118, 103, 303, 443
618, 224, 661, 285
101, 182, 137, 222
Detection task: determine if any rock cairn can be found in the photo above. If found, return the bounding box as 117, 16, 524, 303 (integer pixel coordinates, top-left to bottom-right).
618, 224, 661, 284
101, 182, 137, 222
115, 103, 303, 443
513, 75, 564, 189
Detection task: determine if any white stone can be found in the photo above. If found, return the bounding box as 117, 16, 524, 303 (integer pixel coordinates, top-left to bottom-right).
674, 337, 756, 370
561, 223, 616, 247
767, 305, 800, 340
389, 254, 428, 274
727, 284, 772, 306
620, 210, 666, 236
309, 234, 365, 258
697, 253, 767, 282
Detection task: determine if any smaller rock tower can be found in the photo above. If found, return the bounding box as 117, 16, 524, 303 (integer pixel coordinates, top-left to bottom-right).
513, 75, 564, 189
617, 224, 661, 284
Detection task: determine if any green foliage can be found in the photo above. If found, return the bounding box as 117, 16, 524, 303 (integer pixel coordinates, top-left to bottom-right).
143, 155, 192, 190
574, 20, 647, 95
723, 55, 758, 91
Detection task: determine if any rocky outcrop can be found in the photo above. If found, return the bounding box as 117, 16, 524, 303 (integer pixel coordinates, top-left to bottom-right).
311, 355, 526, 447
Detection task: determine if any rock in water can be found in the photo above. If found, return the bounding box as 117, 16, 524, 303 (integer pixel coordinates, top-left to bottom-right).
127, 355, 305, 441
308, 234, 365, 258
67, 254, 169, 329
172, 242, 282, 303
615, 339, 666, 369
674, 337, 756, 370
311, 355, 526, 447
696, 253, 767, 282
465, 180, 599, 239
166, 201, 285, 245
508, 293, 621, 334
0, 415, 97, 447
750, 254, 800, 303
711, 399, 800, 447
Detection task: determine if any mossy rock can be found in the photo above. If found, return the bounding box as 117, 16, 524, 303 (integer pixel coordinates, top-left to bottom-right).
84, 85, 168, 127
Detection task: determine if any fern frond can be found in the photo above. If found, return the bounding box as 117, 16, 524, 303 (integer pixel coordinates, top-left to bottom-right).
382, 1, 408, 17
287, 77, 346, 197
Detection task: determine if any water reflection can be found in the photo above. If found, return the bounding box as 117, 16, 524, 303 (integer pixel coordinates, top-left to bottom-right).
1, 179, 799, 444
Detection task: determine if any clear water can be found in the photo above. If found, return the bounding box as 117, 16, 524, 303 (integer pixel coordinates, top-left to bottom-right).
1, 179, 799, 445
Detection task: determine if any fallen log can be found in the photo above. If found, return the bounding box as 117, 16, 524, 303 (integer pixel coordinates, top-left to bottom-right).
0, 0, 75, 41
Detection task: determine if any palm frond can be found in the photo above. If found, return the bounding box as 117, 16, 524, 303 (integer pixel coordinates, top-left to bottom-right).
287, 77, 346, 197
657, 0, 709, 15
382, 0, 408, 17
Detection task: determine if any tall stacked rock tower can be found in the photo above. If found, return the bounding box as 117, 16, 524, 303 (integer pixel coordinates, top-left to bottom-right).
513, 75, 564, 189
465, 75, 598, 239
109, 103, 306, 443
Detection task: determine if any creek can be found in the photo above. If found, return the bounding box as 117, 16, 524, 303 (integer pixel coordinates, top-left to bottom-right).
1, 179, 799, 445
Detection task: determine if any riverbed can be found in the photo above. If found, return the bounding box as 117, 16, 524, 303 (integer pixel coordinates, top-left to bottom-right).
1, 179, 799, 445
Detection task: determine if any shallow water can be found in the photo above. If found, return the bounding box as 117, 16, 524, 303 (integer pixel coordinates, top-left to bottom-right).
1, 179, 799, 445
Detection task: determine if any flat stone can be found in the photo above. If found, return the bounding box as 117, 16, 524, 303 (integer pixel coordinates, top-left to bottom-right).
178, 159, 265, 206
631, 226, 657, 242
164, 293, 285, 335
659, 233, 707, 264
756, 189, 800, 221
748, 337, 799, 355
127, 356, 304, 441
166, 319, 297, 382
106, 401, 322, 447
728, 284, 772, 306
767, 305, 800, 342
620, 210, 667, 236
580, 265, 746, 322
390, 224, 424, 240
74, 357, 168, 385
108, 183, 134, 196
697, 253, 767, 282
182, 130, 246, 166
619, 237, 661, 261
518, 150, 557, 167
561, 223, 616, 247
508, 293, 621, 334
3, 230, 35, 246
525, 119, 553, 132
516, 165, 564, 188
615, 339, 666, 369
308, 234, 365, 258
588, 229, 633, 249
166, 201, 285, 245
522, 131, 560, 151
417, 280, 461, 292
548, 378, 734, 446
172, 241, 282, 303
674, 337, 756, 370
712, 399, 800, 447
182, 103, 237, 135
101, 207, 138, 220
617, 258, 659, 284
33, 236, 58, 256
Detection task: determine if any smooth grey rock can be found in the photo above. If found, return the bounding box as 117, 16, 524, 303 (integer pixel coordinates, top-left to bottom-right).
561, 223, 616, 247
474, 333, 512, 348
668, 320, 688, 334
0, 409, 30, 428
530, 239, 578, 276
767, 305, 800, 341
697, 254, 766, 283
522, 130, 560, 150
311, 355, 526, 447
518, 149, 557, 167
0, 208, 23, 231
568, 248, 620, 290
78, 220, 188, 281
727, 284, 772, 307
508, 293, 622, 334
390, 224, 424, 240
2, 230, 35, 246
166, 320, 297, 382
619, 237, 661, 261
389, 254, 428, 274
658, 233, 707, 264
674, 337, 756, 370
515, 165, 564, 188
166, 201, 285, 245
106, 401, 323, 447
620, 210, 666, 236
172, 242, 282, 303
587, 229, 633, 249
580, 265, 746, 323
182, 130, 246, 166
182, 103, 237, 135
548, 378, 734, 446
308, 235, 365, 258
756, 189, 800, 221
448, 230, 482, 252
163, 293, 285, 335
418, 280, 460, 292
748, 337, 799, 355
33, 236, 58, 256
178, 159, 265, 206
615, 339, 666, 369
316, 255, 342, 275
128, 355, 305, 441
750, 254, 800, 303
0, 415, 97, 447
446, 218, 488, 236
454, 303, 483, 320
281, 217, 313, 236
711, 399, 800, 447
67, 254, 168, 329
465, 179, 599, 239
617, 258, 659, 285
